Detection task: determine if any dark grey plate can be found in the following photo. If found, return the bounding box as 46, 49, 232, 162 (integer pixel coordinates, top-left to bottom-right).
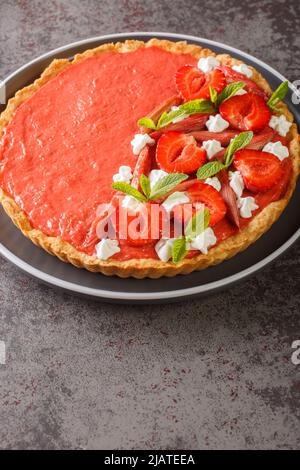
0, 32, 299, 303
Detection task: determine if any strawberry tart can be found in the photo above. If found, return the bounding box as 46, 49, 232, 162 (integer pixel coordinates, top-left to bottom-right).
0, 39, 299, 278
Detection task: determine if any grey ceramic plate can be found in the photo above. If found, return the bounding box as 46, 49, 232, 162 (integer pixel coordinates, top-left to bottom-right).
0, 32, 299, 303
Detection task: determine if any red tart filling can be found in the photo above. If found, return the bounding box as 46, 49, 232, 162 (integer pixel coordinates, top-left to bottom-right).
0, 47, 293, 263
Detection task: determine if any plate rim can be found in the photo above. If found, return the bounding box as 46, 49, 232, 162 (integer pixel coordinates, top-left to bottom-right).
0, 31, 299, 301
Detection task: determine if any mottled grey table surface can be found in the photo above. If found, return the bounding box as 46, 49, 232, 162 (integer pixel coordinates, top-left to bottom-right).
0, 0, 299, 450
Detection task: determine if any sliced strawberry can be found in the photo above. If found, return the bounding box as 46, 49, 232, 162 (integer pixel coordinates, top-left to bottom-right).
175, 66, 226, 101
217, 65, 269, 98
233, 149, 283, 192
175, 65, 205, 101
150, 114, 208, 140
184, 182, 227, 226
188, 129, 238, 146
196, 68, 226, 99
83, 199, 119, 251
218, 170, 240, 227
255, 157, 291, 205
156, 131, 207, 173
219, 92, 271, 132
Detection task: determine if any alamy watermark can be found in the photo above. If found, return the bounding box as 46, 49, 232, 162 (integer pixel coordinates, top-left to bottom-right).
95, 198, 207, 242
291, 80, 300, 105
0, 340, 5, 365
291, 340, 300, 365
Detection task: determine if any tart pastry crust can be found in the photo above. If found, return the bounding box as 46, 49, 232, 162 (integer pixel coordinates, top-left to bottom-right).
0, 39, 299, 278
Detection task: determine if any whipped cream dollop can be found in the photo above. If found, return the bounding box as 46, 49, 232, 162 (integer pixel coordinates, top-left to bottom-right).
197, 56, 220, 73
95, 238, 120, 260
206, 114, 229, 132
237, 196, 258, 218
113, 165, 133, 183
190, 227, 217, 254
232, 64, 253, 78
170, 105, 188, 123
201, 139, 224, 159
148, 169, 169, 189
269, 115, 292, 137
229, 171, 244, 198
121, 195, 141, 212
263, 141, 289, 161
204, 176, 221, 192
162, 191, 190, 213
131, 133, 155, 155
155, 238, 176, 262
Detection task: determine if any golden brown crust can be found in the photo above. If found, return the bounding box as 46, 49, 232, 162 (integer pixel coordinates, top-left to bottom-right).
0, 39, 299, 278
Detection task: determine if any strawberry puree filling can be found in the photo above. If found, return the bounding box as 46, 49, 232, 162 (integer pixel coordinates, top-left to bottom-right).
0, 47, 198, 255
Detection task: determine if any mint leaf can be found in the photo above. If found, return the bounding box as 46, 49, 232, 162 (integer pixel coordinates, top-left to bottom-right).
157, 109, 186, 129
172, 237, 187, 263
185, 208, 210, 240
209, 86, 218, 105
223, 131, 253, 167
197, 161, 225, 180
267, 80, 289, 112
216, 81, 246, 107
140, 174, 151, 199
137, 117, 157, 130
149, 173, 188, 200
138, 99, 215, 132
180, 99, 215, 115
112, 182, 147, 202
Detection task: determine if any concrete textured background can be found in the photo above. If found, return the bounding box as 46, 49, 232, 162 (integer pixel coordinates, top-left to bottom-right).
0, 0, 300, 450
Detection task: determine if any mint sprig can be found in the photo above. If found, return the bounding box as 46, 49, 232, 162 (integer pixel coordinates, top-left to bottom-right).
180, 99, 215, 115
209, 82, 246, 108
197, 131, 253, 180
171, 208, 210, 263
215, 81, 246, 107
149, 173, 188, 200
267, 80, 289, 112
172, 237, 187, 263
137, 117, 157, 130
156, 109, 186, 129
185, 208, 210, 241
138, 81, 247, 132
112, 173, 188, 202
197, 160, 226, 179
139, 174, 151, 199
223, 131, 253, 167
209, 86, 218, 105
111, 182, 147, 202
138, 99, 215, 131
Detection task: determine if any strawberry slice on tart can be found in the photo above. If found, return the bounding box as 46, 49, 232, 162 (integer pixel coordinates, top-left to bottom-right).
219, 92, 271, 132
174, 182, 227, 227
175, 65, 226, 101
187, 182, 227, 226
233, 149, 284, 193
116, 202, 167, 246
156, 131, 207, 173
